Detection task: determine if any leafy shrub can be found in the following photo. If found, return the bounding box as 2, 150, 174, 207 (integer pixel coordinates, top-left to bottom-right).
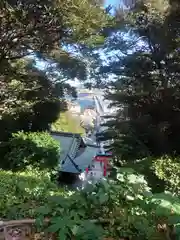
0, 166, 179, 239
3, 131, 60, 171
36, 168, 180, 240
153, 156, 180, 195
123, 157, 166, 193
0, 168, 65, 219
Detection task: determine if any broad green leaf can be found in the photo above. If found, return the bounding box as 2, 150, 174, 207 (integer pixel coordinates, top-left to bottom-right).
99, 194, 109, 204
151, 192, 180, 215
46, 223, 61, 233
168, 216, 180, 224
58, 229, 68, 240
35, 216, 44, 228
37, 206, 51, 215
72, 225, 79, 235
175, 224, 180, 234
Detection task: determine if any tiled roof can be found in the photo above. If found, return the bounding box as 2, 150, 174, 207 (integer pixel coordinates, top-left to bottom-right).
51, 131, 99, 174
50, 131, 81, 138
62, 145, 99, 173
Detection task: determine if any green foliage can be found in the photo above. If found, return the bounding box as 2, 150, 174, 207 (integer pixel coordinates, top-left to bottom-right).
52, 111, 85, 134
0, 0, 109, 63
123, 157, 166, 194
0, 58, 65, 143
0, 166, 179, 239
0, 168, 65, 219
3, 131, 60, 171
98, 0, 180, 151
0, 0, 111, 145
83, 1, 180, 200
35, 168, 180, 240
153, 156, 180, 195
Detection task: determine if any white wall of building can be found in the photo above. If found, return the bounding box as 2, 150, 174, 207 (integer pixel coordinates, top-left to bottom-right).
86, 161, 104, 181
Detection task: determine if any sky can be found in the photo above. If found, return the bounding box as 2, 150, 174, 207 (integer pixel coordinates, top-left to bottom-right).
36, 0, 122, 88
105, 0, 118, 7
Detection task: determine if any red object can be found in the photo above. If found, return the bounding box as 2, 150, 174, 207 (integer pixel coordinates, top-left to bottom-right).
103, 163, 107, 176
94, 156, 109, 162
94, 155, 111, 176
85, 155, 112, 177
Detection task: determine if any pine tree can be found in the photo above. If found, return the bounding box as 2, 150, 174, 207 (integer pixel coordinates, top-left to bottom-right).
0, 0, 110, 141
94, 0, 180, 162
0, 0, 113, 166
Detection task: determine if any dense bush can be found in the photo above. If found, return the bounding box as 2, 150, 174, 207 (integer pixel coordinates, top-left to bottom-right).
153, 156, 180, 195
119, 157, 166, 193
0, 168, 65, 219
36, 168, 180, 240
0, 167, 179, 239
3, 131, 60, 171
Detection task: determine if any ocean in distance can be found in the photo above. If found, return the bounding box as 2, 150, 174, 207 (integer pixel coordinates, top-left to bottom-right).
69, 92, 95, 111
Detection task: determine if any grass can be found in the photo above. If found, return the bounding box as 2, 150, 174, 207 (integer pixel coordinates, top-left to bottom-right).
52, 111, 85, 134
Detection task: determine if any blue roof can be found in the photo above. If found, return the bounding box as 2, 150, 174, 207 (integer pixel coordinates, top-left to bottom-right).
51, 131, 99, 174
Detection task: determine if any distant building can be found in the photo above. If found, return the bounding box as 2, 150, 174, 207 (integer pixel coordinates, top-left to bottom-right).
83, 108, 96, 118
67, 101, 81, 115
